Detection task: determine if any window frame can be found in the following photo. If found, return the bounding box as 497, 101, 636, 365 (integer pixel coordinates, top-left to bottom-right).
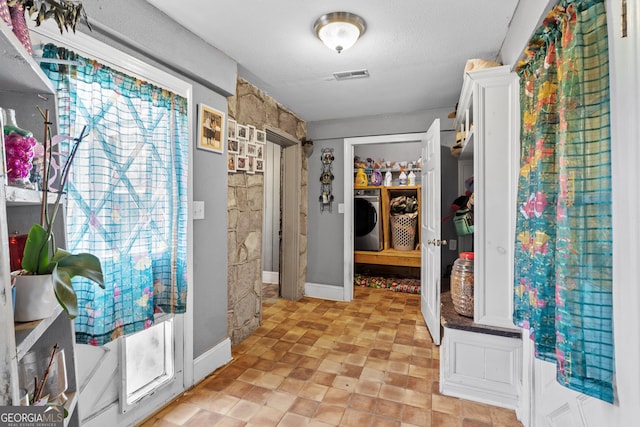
30, 20, 195, 413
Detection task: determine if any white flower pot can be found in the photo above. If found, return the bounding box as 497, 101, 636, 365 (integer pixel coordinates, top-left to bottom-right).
13, 274, 57, 322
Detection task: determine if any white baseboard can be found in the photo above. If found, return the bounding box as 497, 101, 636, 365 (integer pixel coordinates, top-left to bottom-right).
305, 282, 346, 301
193, 338, 232, 384
262, 271, 279, 284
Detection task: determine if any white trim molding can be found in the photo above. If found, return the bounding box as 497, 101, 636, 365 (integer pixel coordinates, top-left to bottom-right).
193, 338, 232, 384
29, 21, 191, 97
305, 282, 346, 301
262, 271, 279, 284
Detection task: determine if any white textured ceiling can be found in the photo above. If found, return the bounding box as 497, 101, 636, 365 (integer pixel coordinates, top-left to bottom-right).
146, 0, 519, 122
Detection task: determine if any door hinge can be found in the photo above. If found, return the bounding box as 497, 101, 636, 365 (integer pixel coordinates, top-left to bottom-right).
622, 0, 628, 38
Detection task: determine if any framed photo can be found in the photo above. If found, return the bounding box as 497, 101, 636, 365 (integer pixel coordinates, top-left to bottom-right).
228, 119, 237, 140
256, 144, 264, 160
197, 104, 225, 154
228, 138, 239, 154
238, 140, 247, 157
236, 156, 248, 171
248, 125, 256, 142
227, 153, 237, 172
256, 129, 266, 144
255, 159, 265, 173
246, 156, 255, 174
237, 124, 249, 141
247, 142, 257, 157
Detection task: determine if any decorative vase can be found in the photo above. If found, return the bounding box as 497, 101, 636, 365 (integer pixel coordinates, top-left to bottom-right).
0, 0, 11, 29
8, 4, 32, 55
13, 274, 57, 322
43, 348, 68, 403
18, 347, 68, 405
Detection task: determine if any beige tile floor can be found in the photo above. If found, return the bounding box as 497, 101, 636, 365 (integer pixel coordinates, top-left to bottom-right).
139, 285, 523, 427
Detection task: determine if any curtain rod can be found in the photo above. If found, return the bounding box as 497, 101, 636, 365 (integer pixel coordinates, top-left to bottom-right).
33, 57, 83, 66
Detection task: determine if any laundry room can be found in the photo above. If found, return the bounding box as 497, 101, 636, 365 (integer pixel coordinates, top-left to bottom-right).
352, 140, 460, 294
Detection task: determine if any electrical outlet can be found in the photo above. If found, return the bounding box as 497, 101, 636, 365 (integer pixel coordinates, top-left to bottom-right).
449, 239, 457, 251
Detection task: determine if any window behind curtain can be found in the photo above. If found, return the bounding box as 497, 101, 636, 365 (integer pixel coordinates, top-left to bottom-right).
40, 44, 189, 345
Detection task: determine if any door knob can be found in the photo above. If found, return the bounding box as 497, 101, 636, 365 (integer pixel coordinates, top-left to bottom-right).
428, 239, 447, 246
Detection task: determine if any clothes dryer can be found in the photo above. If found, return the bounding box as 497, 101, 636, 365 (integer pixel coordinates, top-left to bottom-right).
354, 188, 383, 251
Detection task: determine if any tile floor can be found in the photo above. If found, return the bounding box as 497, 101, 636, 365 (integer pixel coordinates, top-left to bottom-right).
139, 286, 523, 427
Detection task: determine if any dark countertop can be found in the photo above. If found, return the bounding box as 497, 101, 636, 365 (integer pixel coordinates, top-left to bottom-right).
441, 291, 522, 339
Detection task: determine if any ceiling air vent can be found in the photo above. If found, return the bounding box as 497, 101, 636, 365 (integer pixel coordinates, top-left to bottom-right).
333, 69, 369, 81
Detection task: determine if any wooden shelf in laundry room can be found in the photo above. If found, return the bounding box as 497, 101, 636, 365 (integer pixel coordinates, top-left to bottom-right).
354, 184, 421, 268
354, 248, 421, 267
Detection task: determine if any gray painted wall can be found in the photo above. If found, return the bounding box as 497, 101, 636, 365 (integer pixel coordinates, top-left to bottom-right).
309, 108, 454, 142
306, 137, 345, 286
191, 89, 229, 356
440, 146, 462, 277
83, 0, 236, 96
81, 0, 233, 358
354, 143, 421, 165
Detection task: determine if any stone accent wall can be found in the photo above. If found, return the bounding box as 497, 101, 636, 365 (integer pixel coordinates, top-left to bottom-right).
226, 78, 307, 344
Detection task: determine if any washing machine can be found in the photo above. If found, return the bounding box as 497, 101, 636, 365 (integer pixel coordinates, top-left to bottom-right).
354, 188, 383, 251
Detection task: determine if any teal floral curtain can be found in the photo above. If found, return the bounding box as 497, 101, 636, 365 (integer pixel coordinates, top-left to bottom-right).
513, 0, 613, 403
41, 44, 189, 345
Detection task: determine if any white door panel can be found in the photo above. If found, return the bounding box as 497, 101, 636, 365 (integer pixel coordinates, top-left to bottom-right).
421, 119, 441, 345
533, 357, 611, 427
76, 344, 118, 418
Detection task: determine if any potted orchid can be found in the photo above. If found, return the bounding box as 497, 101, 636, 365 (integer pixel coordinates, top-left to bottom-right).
12, 108, 103, 321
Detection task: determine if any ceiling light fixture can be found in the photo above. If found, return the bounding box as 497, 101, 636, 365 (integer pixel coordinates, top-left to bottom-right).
313, 12, 366, 54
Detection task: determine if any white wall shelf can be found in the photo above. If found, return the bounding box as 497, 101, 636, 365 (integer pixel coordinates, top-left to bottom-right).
0, 24, 80, 426
5, 186, 60, 206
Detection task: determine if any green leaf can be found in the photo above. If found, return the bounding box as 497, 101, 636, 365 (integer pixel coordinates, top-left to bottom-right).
22, 224, 50, 274
50, 248, 71, 263
56, 252, 104, 288
51, 267, 78, 319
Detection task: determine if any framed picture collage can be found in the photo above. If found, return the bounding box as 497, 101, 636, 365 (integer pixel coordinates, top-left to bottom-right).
227, 119, 265, 174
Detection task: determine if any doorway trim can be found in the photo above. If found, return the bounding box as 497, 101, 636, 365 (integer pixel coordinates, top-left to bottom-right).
343, 133, 425, 302
265, 127, 301, 300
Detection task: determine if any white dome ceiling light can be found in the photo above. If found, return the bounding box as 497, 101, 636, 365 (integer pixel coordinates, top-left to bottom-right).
313, 12, 366, 54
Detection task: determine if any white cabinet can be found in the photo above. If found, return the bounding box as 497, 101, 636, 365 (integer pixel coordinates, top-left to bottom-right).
453, 66, 519, 329
439, 66, 521, 409
0, 23, 80, 426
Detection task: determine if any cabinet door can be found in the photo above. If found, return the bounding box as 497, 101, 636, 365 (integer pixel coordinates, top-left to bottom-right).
420, 119, 441, 345
472, 72, 519, 329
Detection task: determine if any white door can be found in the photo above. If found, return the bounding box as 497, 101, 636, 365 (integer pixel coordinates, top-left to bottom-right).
421, 119, 442, 345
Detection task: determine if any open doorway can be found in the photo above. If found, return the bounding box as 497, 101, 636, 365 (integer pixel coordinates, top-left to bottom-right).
343, 133, 425, 301
262, 141, 281, 289
262, 128, 302, 301
343, 132, 459, 302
